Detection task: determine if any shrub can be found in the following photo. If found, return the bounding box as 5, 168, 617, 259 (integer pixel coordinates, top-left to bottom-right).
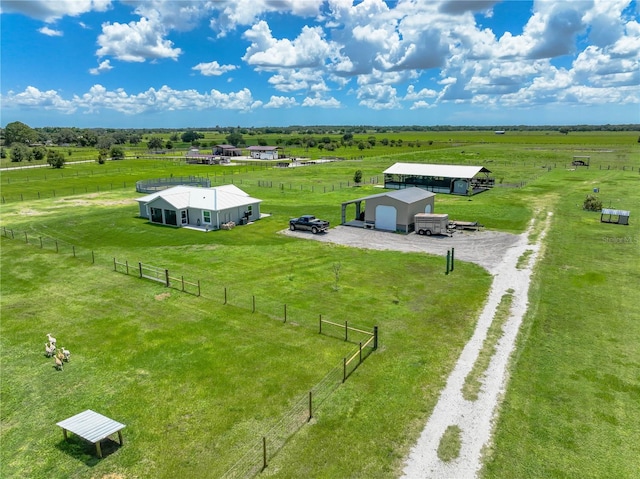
583, 194, 602, 211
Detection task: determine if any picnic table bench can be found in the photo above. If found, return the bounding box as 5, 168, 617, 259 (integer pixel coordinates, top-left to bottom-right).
57, 409, 126, 458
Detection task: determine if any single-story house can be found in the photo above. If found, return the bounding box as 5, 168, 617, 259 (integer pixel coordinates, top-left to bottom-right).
136, 185, 262, 230
246, 146, 280, 160
341, 187, 436, 233
383, 162, 494, 195
213, 144, 243, 157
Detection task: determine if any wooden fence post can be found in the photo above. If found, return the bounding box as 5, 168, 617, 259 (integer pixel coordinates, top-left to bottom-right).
197, 280, 200, 297
72, 246, 75, 257
319, 314, 322, 334
252, 295, 256, 313
345, 321, 348, 341
308, 391, 313, 422
139, 262, 143, 278
284, 304, 287, 323
224, 287, 227, 304
114, 258, 117, 271
451, 247, 455, 272
24, 232, 28, 243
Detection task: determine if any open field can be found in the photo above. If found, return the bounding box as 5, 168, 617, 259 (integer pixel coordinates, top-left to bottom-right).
1, 131, 639, 478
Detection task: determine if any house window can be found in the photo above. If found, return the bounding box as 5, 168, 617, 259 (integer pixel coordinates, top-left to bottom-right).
203, 211, 211, 224
181, 210, 188, 225
150, 207, 163, 223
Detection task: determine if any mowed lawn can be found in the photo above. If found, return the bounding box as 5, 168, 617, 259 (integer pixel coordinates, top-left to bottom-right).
1, 132, 638, 478
0, 186, 491, 478
482, 168, 640, 479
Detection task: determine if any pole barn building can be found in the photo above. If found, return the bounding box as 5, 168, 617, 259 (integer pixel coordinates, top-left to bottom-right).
383, 162, 494, 195
341, 187, 436, 233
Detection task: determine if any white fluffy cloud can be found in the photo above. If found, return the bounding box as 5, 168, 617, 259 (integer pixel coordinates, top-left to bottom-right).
192, 61, 237, 76
97, 17, 181, 62
264, 96, 297, 108
2, 85, 263, 115
38, 26, 63, 37
89, 59, 114, 75
0, 0, 111, 22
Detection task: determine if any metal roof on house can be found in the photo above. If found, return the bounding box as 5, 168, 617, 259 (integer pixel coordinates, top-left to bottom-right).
383, 162, 491, 179
345, 187, 435, 205
136, 185, 261, 212
246, 146, 279, 151
601, 208, 630, 216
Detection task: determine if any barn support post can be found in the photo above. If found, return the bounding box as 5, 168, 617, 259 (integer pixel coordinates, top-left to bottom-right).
451, 247, 455, 272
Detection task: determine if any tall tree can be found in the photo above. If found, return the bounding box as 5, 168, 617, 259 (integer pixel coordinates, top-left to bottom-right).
10, 143, 31, 162
148, 137, 164, 150
47, 149, 65, 168
4, 121, 37, 146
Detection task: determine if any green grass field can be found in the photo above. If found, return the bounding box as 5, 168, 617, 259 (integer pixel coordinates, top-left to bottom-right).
1, 131, 639, 478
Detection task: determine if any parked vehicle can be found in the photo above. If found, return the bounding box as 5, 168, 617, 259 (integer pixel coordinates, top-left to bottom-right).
289, 215, 330, 234
414, 213, 454, 236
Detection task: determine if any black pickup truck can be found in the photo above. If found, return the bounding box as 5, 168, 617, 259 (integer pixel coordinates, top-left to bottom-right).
289, 215, 330, 234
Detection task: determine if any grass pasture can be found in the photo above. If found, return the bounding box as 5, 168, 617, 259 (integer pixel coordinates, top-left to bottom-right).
1, 130, 639, 478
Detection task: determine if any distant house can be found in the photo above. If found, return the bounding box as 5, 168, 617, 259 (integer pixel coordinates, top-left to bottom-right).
136, 185, 262, 230
213, 144, 243, 157
341, 187, 436, 233
383, 162, 494, 195
246, 146, 279, 160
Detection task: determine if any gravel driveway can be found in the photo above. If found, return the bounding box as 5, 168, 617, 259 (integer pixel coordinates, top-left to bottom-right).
281, 225, 521, 274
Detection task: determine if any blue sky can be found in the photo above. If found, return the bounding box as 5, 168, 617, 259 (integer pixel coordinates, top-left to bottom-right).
1, 0, 639, 128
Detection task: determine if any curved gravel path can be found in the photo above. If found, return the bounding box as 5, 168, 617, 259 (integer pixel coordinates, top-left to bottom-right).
283, 215, 550, 478
401, 213, 551, 478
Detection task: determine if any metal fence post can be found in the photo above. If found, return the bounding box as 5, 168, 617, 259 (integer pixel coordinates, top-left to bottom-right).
373, 326, 378, 350
451, 247, 455, 272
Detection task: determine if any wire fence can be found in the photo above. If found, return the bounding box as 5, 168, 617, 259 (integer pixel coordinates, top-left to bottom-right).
2, 225, 379, 479
222, 322, 377, 479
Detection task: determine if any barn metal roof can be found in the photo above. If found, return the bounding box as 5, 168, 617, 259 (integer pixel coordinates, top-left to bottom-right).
137, 185, 261, 211
601, 208, 630, 216
383, 162, 491, 178
344, 187, 435, 205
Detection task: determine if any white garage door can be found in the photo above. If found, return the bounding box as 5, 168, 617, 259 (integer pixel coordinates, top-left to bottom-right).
375, 205, 397, 231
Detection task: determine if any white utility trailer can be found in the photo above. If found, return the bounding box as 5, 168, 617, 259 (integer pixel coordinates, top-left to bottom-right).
414, 213, 454, 236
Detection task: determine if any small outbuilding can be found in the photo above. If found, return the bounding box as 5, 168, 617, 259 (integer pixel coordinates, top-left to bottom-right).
383, 162, 494, 195
136, 184, 262, 230
246, 146, 280, 160
601, 208, 630, 225
341, 187, 436, 233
